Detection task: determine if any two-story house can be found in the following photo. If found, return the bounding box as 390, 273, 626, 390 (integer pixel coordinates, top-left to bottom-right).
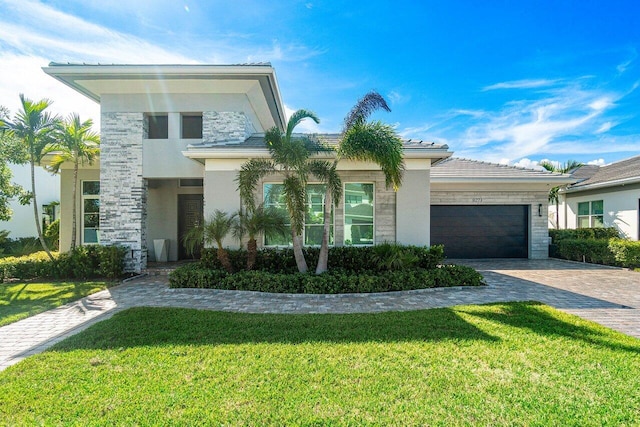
43, 63, 572, 272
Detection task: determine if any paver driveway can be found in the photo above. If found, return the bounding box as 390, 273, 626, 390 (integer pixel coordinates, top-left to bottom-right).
1, 258, 638, 370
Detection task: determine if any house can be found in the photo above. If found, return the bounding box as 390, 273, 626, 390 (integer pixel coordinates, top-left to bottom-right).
42, 63, 572, 272
555, 155, 640, 240
0, 164, 59, 239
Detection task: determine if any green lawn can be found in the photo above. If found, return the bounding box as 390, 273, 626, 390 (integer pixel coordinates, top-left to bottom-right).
1, 303, 639, 425
0, 281, 109, 327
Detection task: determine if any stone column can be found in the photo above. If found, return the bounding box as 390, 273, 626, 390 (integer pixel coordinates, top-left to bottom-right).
100, 112, 147, 273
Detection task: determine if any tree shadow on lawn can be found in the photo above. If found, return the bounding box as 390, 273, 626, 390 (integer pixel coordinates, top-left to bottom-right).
51, 305, 500, 351
458, 301, 640, 354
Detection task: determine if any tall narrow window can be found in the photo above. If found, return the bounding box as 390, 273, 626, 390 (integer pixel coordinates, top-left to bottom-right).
181, 113, 203, 139
344, 183, 374, 245
146, 114, 168, 139
82, 181, 100, 244
577, 200, 604, 228
263, 183, 333, 246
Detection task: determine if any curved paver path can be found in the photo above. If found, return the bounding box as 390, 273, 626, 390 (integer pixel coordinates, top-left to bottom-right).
1, 258, 638, 370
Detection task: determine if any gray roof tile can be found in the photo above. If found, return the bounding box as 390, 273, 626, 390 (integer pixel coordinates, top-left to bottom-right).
570, 155, 640, 188
431, 157, 565, 179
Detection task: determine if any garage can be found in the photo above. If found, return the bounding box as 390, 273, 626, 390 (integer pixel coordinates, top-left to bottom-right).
431, 205, 529, 258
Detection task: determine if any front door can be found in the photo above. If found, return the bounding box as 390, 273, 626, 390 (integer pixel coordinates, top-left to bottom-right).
178, 194, 204, 259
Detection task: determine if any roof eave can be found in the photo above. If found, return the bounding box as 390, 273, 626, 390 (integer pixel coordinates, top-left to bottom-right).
563, 176, 640, 193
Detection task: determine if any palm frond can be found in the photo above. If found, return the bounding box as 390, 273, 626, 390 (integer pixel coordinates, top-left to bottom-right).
282, 176, 306, 235
236, 158, 276, 211
343, 91, 390, 132
308, 159, 343, 205
340, 121, 405, 189
286, 109, 319, 140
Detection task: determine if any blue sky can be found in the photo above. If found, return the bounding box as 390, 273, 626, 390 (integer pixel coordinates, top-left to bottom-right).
1, 0, 639, 167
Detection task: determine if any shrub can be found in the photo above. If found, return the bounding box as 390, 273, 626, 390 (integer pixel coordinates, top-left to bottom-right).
555, 239, 617, 265
0, 245, 127, 282
168, 263, 483, 294
549, 227, 619, 243
45, 219, 60, 251
200, 245, 445, 274
608, 239, 640, 268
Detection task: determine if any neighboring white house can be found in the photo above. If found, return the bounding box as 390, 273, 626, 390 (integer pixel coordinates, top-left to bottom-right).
42, 63, 571, 272
556, 155, 640, 240
0, 163, 60, 238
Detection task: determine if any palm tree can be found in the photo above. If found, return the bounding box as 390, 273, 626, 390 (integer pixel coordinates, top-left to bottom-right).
0, 95, 59, 260
233, 204, 288, 270
314, 92, 405, 274
47, 114, 100, 250
183, 210, 237, 273
237, 109, 321, 273
539, 160, 582, 229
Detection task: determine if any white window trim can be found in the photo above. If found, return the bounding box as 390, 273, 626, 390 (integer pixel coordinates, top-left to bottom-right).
262, 182, 335, 247
81, 180, 100, 245
343, 182, 375, 246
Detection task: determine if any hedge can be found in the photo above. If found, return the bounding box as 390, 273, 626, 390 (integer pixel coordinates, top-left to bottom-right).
0, 246, 128, 282
200, 244, 445, 274
608, 239, 640, 268
168, 263, 484, 294
549, 227, 619, 243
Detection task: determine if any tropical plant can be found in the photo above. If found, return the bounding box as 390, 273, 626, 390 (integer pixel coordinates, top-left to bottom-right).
237, 109, 322, 273
314, 92, 405, 274
47, 114, 100, 250
233, 204, 288, 270
0, 107, 27, 222
539, 160, 582, 229
0, 95, 60, 260
183, 210, 237, 273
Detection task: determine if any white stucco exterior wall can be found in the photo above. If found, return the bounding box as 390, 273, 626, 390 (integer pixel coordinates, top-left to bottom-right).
561, 184, 640, 240
0, 164, 60, 239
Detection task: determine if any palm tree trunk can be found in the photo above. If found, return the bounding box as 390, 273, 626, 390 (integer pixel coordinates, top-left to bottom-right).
247, 238, 258, 270
70, 159, 78, 250
291, 229, 308, 273
555, 199, 560, 230
217, 246, 234, 274
31, 156, 53, 260
315, 185, 332, 274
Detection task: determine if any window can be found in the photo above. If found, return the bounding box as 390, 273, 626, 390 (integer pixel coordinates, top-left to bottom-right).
82, 181, 100, 244
577, 200, 604, 228
344, 183, 374, 245
146, 114, 168, 139
179, 179, 204, 187
263, 183, 333, 246
181, 113, 203, 139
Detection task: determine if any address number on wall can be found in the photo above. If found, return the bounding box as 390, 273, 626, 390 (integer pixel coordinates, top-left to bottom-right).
472, 198, 483, 203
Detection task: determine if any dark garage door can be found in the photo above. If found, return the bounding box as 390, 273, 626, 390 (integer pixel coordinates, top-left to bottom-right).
431, 205, 528, 258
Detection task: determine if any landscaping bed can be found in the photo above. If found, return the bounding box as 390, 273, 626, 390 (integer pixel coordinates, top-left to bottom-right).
1, 303, 638, 425
549, 228, 640, 269
169, 245, 485, 293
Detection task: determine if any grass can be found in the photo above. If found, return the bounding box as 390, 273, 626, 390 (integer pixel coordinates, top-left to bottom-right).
1, 303, 639, 425
0, 281, 109, 327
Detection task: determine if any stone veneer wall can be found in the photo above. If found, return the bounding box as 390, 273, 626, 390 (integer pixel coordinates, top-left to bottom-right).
430, 190, 550, 259
100, 112, 147, 272
203, 112, 256, 144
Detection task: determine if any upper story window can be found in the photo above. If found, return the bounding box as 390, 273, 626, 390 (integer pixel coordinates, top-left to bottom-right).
182, 113, 203, 139
577, 200, 604, 228
146, 114, 168, 139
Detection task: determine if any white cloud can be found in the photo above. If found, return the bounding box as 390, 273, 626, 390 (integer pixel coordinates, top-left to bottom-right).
596, 121, 614, 134
387, 90, 410, 106
482, 79, 561, 91
512, 158, 545, 170
587, 158, 606, 166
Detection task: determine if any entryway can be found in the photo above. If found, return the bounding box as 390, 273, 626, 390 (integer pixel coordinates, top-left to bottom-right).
178, 194, 203, 260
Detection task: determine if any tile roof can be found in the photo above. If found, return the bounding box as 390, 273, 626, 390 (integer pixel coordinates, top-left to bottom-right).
431, 157, 567, 180
569, 155, 640, 189
189, 133, 449, 150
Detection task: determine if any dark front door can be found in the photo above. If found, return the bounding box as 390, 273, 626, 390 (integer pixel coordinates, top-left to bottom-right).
431, 205, 529, 258
178, 194, 204, 259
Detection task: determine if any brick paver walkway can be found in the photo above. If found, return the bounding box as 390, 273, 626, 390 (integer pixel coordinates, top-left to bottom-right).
1, 258, 638, 370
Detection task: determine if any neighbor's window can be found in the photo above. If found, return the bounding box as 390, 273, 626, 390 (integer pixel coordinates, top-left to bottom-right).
82, 181, 100, 244
146, 114, 168, 139
181, 113, 203, 139
577, 200, 604, 228
263, 183, 333, 246
344, 183, 374, 245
